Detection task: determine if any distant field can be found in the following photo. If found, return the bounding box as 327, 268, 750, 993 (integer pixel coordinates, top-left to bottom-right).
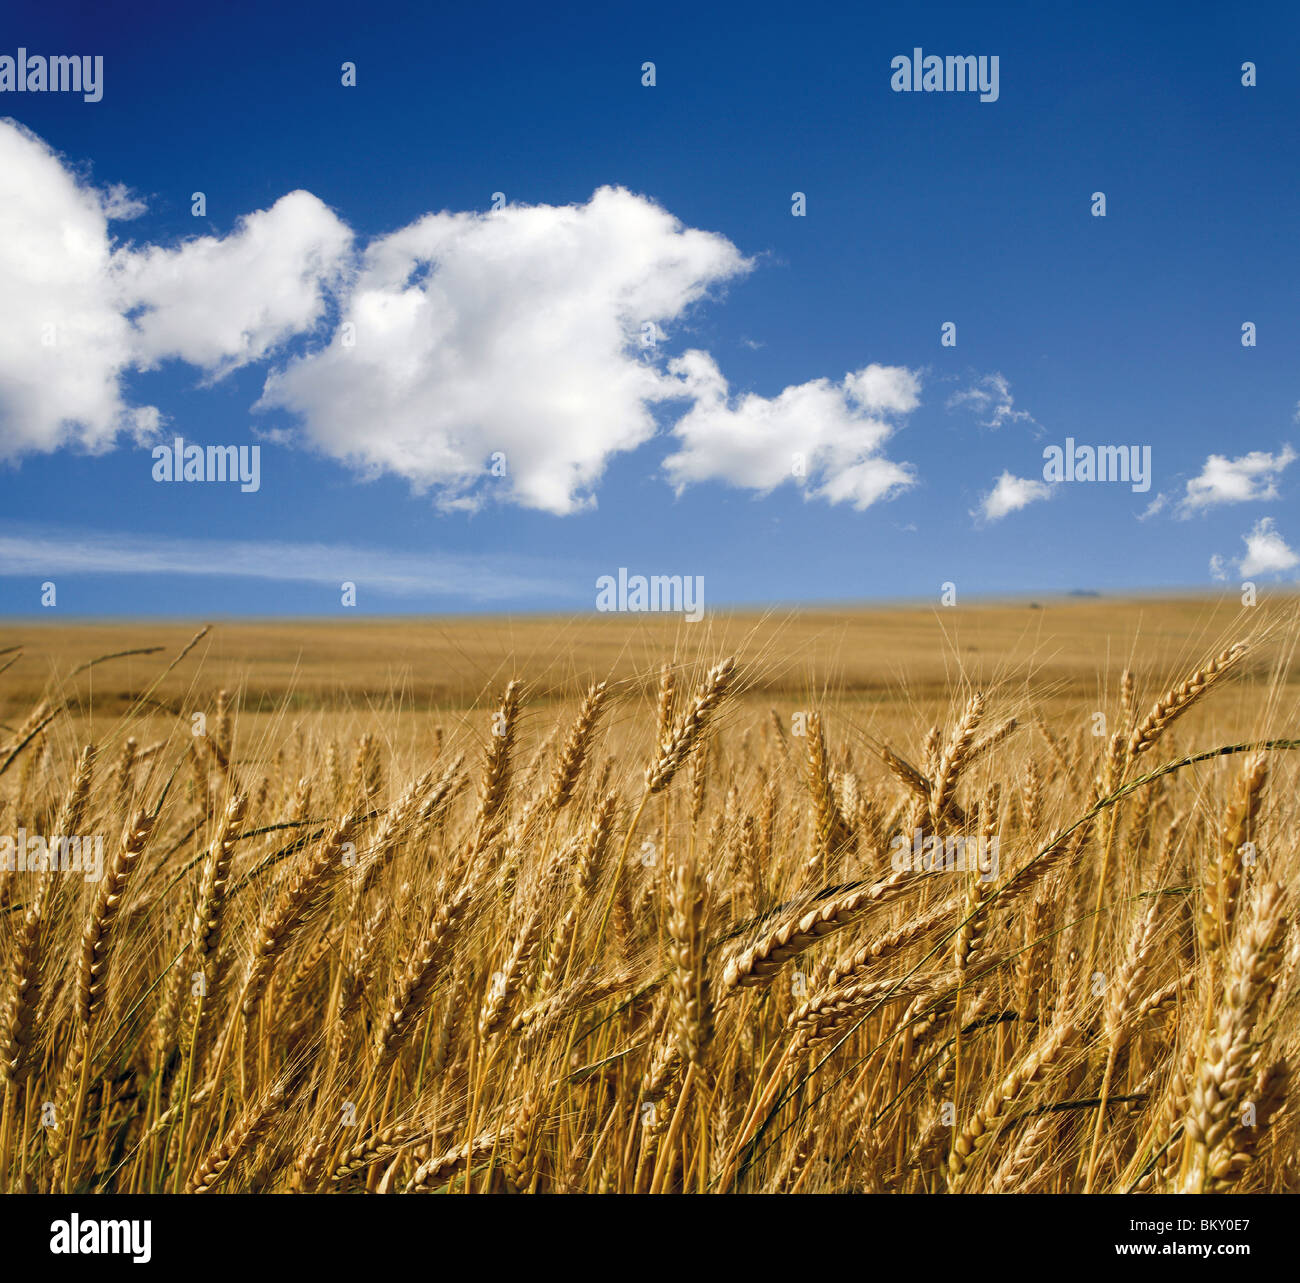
3, 592, 1296, 735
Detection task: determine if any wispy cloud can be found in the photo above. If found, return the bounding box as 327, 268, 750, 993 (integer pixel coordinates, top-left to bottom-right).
0, 528, 571, 600
1138, 492, 1168, 521
947, 373, 1037, 430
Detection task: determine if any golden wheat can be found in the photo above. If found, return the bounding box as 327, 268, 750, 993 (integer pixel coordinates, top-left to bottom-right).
0, 615, 1295, 1195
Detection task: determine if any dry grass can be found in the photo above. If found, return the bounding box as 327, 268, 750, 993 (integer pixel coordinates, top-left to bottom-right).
0, 597, 1298, 1193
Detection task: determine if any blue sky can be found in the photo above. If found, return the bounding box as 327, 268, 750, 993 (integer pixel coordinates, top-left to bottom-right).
1, 0, 1298, 616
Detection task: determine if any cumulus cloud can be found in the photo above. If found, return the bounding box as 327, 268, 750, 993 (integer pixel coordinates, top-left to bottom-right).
119, 191, 352, 376
660, 355, 919, 508
2, 119, 935, 517
1234, 518, 1298, 579
0, 118, 147, 456
976, 471, 1054, 522
948, 373, 1036, 430
1177, 446, 1296, 515
258, 187, 750, 514
0, 118, 352, 456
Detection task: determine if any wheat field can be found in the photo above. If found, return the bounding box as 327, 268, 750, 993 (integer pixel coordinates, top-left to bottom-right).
1, 598, 1298, 1194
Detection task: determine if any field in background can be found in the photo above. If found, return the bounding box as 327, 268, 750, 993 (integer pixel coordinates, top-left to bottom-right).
1, 593, 1298, 1194
5, 593, 1298, 745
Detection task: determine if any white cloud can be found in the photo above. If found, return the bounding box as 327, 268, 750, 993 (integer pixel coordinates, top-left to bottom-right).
1178, 446, 1296, 515
948, 373, 1035, 429
250, 424, 296, 445
99, 183, 147, 221
1235, 517, 1299, 579
661, 355, 919, 508
1138, 492, 1168, 520
3, 120, 936, 518
0, 118, 351, 456
259, 187, 751, 515
119, 191, 352, 376
0, 527, 568, 599
0, 118, 148, 457
976, 471, 1054, 522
